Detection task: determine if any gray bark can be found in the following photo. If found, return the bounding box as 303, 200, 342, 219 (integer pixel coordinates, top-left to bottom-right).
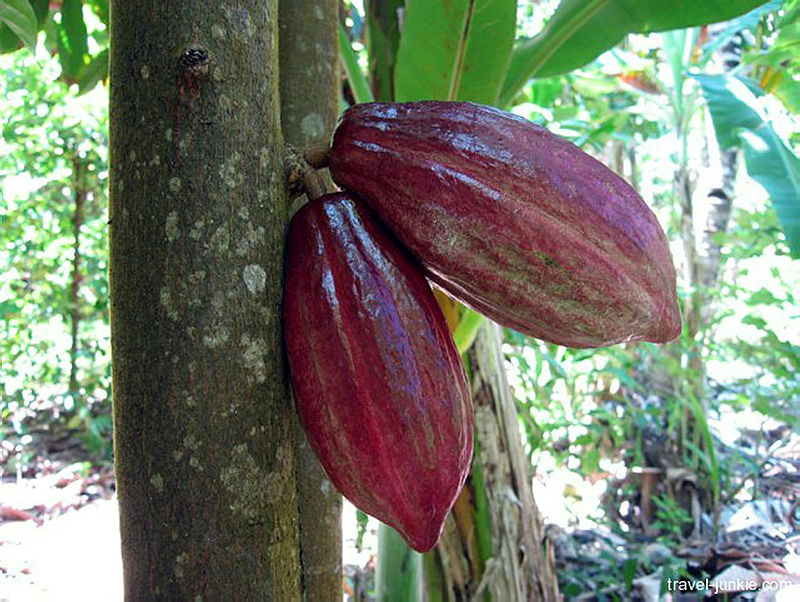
278, 1, 342, 600
109, 1, 301, 598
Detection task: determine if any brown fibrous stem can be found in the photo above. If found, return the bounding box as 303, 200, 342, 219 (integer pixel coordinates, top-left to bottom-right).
302, 168, 327, 201
284, 144, 330, 201
303, 143, 330, 169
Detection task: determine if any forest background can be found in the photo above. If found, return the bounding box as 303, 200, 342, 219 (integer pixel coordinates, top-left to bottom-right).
0, 0, 798, 599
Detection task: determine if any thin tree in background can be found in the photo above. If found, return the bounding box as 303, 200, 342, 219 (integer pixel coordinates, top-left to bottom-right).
279, 1, 343, 599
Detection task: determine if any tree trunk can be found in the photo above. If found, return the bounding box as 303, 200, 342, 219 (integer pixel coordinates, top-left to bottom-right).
472, 324, 558, 601
109, 1, 301, 598
679, 32, 741, 385
279, 1, 342, 600
69, 152, 87, 394
692, 31, 742, 325
426, 323, 558, 602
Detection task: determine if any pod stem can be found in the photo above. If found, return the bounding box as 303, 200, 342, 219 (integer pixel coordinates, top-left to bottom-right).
302, 168, 327, 201
303, 143, 330, 169
284, 145, 329, 201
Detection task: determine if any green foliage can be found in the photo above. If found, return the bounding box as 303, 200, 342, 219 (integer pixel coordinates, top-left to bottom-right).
1, 49, 110, 457
364, 0, 403, 102
700, 0, 783, 64
711, 209, 800, 424
505, 331, 647, 471
0, 0, 39, 50
339, 22, 374, 104
499, 0, 769, 105
355, 509, 370, 552
511, 64, 664, 151
394, 0, 516, 104
685, 394, 721, 509
650, 495, 694, 542
696, 74, 800, 254
54, 0, 89, 81
0, 0, 109, 94
744, 0, 800, 112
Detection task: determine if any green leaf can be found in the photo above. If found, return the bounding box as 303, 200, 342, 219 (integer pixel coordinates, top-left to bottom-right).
600, 366, 642, 391
77, 47, 107, 94
746, 287, 781, 306
365, 0, 403, 102
0, 0, 38, 50
741, 129, 800, 254
524, 76, 565, 107
376, 523, 423, 600
355, 509, 369, 551
694, 74, 763, 149
338, 23, 374, 104
0, 0, 46, 53
772, 73, 800, 114
0, 300, 21, 319
0, 24, 22, 52
499, 0, 768, 106
685, 395, 720, 508
742, 314, 768, 329
30, 0, 45, 22
582, 447, 600, 473
564, 583, 582, 598
55, 0, 88, 81
394, 0, 517, 104
623, 558, 638, 592
696, 74, 800, 255
453, 308, 484, 354
87, 0, 108, 26
700, 0, 781, 64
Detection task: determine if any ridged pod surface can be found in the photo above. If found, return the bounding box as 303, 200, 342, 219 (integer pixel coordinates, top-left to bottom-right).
329, 101, 682, 348
283, 193, 473, 552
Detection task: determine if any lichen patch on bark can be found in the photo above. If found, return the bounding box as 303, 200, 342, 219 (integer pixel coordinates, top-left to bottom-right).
219, 151, 243, 188
202, 326, 230, 349
301, 112, 325, 140
242, 264, 267, 294
208, 226, 230, 254
165, 211, 180, 241
150, 473, 165, 492
220, 444, 275, 520
240, 333, 267, 383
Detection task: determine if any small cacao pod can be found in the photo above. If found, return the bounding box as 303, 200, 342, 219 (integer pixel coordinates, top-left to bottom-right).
283, 192, 473, 552
329, 101, 682, 348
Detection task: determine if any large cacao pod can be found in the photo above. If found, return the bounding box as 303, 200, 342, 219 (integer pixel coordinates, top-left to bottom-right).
329, 101, 682, 348
283, 192, 473, 552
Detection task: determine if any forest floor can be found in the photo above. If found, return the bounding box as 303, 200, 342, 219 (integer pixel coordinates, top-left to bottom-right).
2, 425, 799, 601
0, 458, 119, 601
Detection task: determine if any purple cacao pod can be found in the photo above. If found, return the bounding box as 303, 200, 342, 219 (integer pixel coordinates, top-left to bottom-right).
283, 192, 473, 552
328, 101, 682, 348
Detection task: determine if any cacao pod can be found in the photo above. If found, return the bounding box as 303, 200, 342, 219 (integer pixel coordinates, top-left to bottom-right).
283, 192, 473, 552
329, 101, 682, 348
